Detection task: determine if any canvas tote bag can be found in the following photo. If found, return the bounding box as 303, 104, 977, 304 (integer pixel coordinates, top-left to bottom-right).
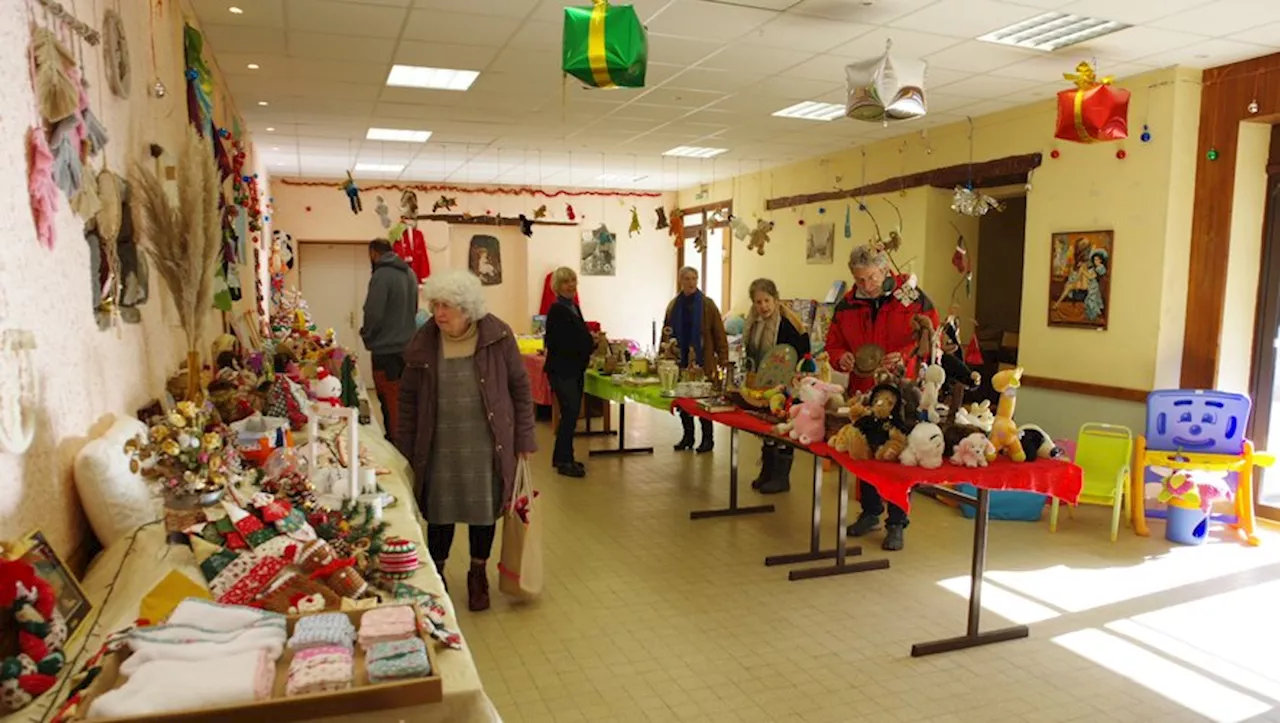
498, 460, 543, 598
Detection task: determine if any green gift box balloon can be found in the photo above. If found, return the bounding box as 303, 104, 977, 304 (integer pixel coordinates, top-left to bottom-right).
562, 0, 648, 89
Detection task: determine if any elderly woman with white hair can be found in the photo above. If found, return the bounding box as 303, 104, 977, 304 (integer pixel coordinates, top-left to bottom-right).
543, 266, 593, 478
396, 269, 536, 611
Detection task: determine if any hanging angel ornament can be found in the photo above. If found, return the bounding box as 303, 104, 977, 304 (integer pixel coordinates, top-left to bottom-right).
845, 40, 927, 123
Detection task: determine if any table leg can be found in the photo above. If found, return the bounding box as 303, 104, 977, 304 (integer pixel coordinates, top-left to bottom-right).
910, 487, 1030, 656
691, 427, 775, 519
577, 394, 617, 438
764, 454, 861, 566
788, 470, 891, 581
589, 402, 654, 456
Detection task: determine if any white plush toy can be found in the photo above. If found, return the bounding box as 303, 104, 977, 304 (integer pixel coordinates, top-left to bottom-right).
951, 432, 995, 468
899, 422, 945, 469
955, 400, 995, 432
917, 364, 946, 423
310, 369, 342, 407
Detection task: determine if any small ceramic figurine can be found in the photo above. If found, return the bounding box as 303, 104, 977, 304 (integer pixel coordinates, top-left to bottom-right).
900, 422, 945, 469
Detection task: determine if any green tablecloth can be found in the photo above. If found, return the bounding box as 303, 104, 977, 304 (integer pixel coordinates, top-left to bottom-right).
584, 371, 673, 412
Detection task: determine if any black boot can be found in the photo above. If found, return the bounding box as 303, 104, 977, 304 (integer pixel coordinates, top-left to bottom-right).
674, 412, 695, 451
751, 445, 777, 490
759, 448, 793, 494
696, 419, 714, 454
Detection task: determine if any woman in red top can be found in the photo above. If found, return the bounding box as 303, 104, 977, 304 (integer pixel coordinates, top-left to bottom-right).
825, 246, 937, 551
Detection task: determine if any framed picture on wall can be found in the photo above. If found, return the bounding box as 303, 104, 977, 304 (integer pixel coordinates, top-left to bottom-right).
1048, 230, 1113, 330
806, 223, 835, 264
468, 235, 502, 286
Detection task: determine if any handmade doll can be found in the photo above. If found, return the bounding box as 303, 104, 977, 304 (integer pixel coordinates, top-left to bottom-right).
829, 383, 908, 461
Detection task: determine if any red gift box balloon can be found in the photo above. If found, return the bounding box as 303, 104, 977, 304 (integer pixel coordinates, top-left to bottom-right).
1054, 62, 1130, 144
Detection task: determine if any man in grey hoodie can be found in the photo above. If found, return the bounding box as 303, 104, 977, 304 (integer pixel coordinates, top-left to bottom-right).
360, 239, 419, 440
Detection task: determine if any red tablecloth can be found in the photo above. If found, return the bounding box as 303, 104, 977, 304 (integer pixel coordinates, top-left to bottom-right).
522, 354, 552, 406
676, 398, 1084, 513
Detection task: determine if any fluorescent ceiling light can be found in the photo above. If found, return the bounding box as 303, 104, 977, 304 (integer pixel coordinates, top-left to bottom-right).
663, 146, 727, 159
367, 128, 432, 143
386, 65, 479, 91
773, 101, 846, 122
228, 6, 243, 14
257, 101, 269, 106
354, 163, 404, 173
978, 12, 1131, 52
247, 63, 259, 70
265, 127, 275, 132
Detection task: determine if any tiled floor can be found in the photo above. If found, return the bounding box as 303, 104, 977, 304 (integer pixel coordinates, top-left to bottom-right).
442, 405, 1280, 723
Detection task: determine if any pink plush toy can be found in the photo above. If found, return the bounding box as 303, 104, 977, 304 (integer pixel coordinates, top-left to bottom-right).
777, 377, 843, 445
951, 432, 995, 468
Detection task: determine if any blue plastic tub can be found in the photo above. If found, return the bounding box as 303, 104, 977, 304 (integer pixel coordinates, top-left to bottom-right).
955, 483, 1047, 522
1165, 503, 1209, 545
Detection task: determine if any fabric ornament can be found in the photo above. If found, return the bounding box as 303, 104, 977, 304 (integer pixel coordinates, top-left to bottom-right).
844, 204, 852, 239
190, 536, 288, 606
221, 499, 291, 557
394, 227, 430, 280
0, 558, 67, 714
297, 539, 368, 600
562, 0, 649, 89
48, 116, 83, 199
103, 9, 131, 99
375, 537, 419, 581
565, 204, 576, 220
342, 171, 361, 214
430, 195, 456, 212
728, 214, 750, 241
518, 214, 534, 237
668, 208, 684, 248
654, 206, 668, 230
628, 206, 640, 237
845, 41, 927, 123
27, 127, 58, 250
1054, 61, 1130, 143
31, 27, 79, 123
255, 572, 339, 615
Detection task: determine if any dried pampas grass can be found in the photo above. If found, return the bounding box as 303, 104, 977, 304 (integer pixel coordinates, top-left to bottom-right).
131, 127, 221, 354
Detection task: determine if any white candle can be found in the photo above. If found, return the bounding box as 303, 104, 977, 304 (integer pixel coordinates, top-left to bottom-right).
370, 495, 384, 522
361, 468, 377, 495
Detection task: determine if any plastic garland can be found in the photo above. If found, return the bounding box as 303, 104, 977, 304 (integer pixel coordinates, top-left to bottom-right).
0, 557, 68, 713
276, 178, 662, 199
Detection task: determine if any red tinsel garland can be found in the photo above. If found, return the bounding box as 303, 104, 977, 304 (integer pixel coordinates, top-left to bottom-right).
275, 178, 662, 199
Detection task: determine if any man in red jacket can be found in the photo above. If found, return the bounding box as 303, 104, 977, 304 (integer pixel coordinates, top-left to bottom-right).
826, 245, 938, 551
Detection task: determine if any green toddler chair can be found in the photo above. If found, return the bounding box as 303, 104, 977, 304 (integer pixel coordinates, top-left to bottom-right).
1049, 423, 1133, 541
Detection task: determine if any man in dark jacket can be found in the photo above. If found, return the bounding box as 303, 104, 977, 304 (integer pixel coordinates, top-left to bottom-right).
360, 239, 419, 441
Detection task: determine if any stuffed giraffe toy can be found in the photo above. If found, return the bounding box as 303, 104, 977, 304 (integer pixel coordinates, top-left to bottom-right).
989, 366, 1027, 462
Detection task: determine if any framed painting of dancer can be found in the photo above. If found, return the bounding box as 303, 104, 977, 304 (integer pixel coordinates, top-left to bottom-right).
1048, 230, 1113, 330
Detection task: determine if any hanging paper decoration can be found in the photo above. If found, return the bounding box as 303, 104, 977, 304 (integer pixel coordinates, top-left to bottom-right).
628, 206, 640, 236
374, 196, 391, 228
951, 186, 1001, 217
747, 220, 774, 256
1054, 61, 1130, 143
845, 41, 927, 123
843, 204, 852, 239
342, 171, 362, 214
654, 207, 668, 230
566, 204, 576, 220
562, 0, 649, 89
431, 195, 456, 212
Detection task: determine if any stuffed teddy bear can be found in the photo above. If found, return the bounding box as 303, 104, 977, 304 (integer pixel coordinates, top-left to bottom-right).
747, 219, 774, 256
917, 364, 946, 423
776, 377, 843, 445
900, 422, 945, 469
951, 432, 995, 468
955, 400, 994, 432
829, 383, 908, 461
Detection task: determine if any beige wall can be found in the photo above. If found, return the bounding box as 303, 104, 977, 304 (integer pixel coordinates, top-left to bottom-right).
0, 1, 262, 557
679, 66, 1205, 438
271, 184, 677, 345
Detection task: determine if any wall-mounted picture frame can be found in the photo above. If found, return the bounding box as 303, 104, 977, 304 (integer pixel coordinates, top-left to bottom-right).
1048, 229, 1113, 330
9, 530, 93, 647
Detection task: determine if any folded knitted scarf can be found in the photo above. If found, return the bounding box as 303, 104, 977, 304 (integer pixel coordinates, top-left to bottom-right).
88, 649, 274, 719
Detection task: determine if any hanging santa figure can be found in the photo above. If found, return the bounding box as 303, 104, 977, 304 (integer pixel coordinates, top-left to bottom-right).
395, 190, 431, 281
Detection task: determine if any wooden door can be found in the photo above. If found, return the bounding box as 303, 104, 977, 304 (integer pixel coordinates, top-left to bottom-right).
298, 243, 373, 389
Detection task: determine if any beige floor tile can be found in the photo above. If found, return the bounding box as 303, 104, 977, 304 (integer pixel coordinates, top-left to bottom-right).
440, 406, 1280, 723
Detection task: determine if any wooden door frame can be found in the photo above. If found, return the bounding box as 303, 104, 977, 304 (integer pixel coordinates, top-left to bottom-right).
1247, 151, 1280, 520
675, 201, 733, 305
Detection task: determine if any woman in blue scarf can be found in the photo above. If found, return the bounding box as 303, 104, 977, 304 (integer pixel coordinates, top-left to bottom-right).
662, 267, 729, 453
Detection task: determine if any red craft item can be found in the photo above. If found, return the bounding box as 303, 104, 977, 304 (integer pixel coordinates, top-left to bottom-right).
964, 335, 984, 366
1054, 62, 1130, 144
394, 227, 431, 281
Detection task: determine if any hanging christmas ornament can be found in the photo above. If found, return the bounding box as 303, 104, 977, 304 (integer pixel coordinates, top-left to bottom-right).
533, 204, 548, 219
668, 208, 684, 247
1054, 61, 1130, 143
1249, 99, 1260, 114
1207, 148, 1219, 161
562, 0, 648, 89
628, 206, 641, 237
844, 204, 852, 239
845, 40, 927, 123
431, 195, 457, 212
951, 235, 970, 275
747, 220, 773, 256
1140, 125, 1151, 143
342, 171, 361, 214
518, 214, 534, 237
654, 207, 668, 230
950, 186, 1001, 217
566, 204, 576, 220
729, 214, 750, 241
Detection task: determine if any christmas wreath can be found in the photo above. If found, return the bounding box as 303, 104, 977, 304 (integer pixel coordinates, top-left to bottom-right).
0, 557, 68, 713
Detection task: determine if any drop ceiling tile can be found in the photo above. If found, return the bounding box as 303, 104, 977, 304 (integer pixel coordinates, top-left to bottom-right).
1075, 26, 1211, 62
285, 0, 405, 38
991, 0, 1075, 7
204, 24, 288, 54
1150, 0, 1280, 37
955, 98, 1023, 117
747, 14, 872, 52
191, 0, 285, 27
529, 0, 673, 24
401, 10, 523, 45
695, 44, 814, 75
505, 20, 561, 51
636, 87, 728, 108
920, 92, 978, 113
832, 27, 965, 59
780, 53, 860, 81
412, 0, 539, 18
392, 41, 498, 70
889, 0, 1049, 39
608, 103, 692, 122
754, 76, 843, 100
666, 67, 767, 92
791, 0, 936, 24
644, 0, 777, 42
286, 59, 389, 84
1229, 22, 1280, 47
287, 32, 394, 62
939, 74, 1045, 99
925, 41, 1036, 73
925, 67, 975, 89
1139, 38, 1275, 67
646, 33, 724, 66
1058, 0, 1228, 26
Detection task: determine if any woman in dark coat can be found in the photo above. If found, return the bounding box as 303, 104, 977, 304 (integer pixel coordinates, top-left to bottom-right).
743, 278, 810, 494
543, 266, 593, 478
397, 269, 536, 612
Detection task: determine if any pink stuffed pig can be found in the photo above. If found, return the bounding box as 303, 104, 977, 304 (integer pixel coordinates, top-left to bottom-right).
784, 378, 843, 445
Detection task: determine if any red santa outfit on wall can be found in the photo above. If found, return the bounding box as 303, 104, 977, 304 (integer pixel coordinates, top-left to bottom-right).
394, 226, 430, 281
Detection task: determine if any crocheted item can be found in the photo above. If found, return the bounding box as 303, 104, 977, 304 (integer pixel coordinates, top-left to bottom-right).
366, 637, 430, 683
286, 645, 353, 696
191, 536, 288, 606
357, 605, 416, 649
298, 539, 368, 600
376, 537, 418, 580
255, 572, 339, 615
0, 558, 67, 713
287, 613, 355, 651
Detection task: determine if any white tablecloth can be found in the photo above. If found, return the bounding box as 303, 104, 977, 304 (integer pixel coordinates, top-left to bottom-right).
3, 431, 499, 723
